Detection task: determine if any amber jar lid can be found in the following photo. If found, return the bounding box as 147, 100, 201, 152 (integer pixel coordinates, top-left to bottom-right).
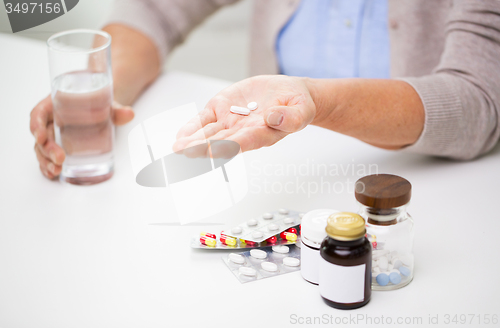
325, 212, 366, 241
355, 174, 411, 209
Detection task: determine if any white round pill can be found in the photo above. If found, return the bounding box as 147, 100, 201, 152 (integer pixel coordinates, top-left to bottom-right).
247, 219, 258, 227
247, 102, 258, 111
378, 256, 389, 271
272, 245, 289, 254
252, 231, 263, 239
262, 213, 273, 220
261, 261, 278, 272
250, 249, 267, 259
279, 208, 289, 215
283, 257, 300, 267
268, 223, 279, 231
231, 227, 242, 234
229, 253, 245, 264
283, 217, 294, 224
239, 267, 256, 276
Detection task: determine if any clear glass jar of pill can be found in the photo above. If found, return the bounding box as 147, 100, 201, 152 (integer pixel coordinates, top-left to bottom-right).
355, 174, 415, 291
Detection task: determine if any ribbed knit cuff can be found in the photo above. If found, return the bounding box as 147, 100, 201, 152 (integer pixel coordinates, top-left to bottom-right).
399, 75, 464, 157
104, 0, 169, 63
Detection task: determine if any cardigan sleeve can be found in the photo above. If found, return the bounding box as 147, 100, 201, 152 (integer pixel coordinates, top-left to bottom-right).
402, 0, 500, 160
104, 0, 240, 63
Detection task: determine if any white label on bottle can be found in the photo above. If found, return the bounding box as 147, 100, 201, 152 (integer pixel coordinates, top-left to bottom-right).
319, 258, 366, 304
300, 240, 320, 284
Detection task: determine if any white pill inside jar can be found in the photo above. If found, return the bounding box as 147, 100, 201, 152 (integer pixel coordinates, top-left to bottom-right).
283, 257, 300, 267
392, 259, 402, 269
268, 223, 279, 231
229, 253, 245, 264
231, 227, 242, 234
247, 219, 258, 227
230, 106, 250, 116
261, 262, 278, 272
272, 245, 289, 254
279, 208, 289, 215
252, 231, 263, 239
247, 102, 258, 111
373, 267, 381, 274
262, 213, 273, 220
378, 256, 389, 271
239, 267, 257, 276
283, 217, 294, 224
250, 249, 267, 259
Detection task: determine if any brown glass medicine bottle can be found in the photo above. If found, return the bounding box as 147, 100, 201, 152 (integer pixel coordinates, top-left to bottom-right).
319, 212, 372, 310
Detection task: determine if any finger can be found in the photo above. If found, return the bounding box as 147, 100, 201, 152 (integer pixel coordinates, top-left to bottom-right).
37, 123, 66, 165
178, 129, 236, 158
35, 145, 62, 177
112, 101, 135, 125
176, 108, 217, 139
263, 104, 315, 133
226, 126, 288, 152
30, 95, 53, 145
172, 122, 224, 152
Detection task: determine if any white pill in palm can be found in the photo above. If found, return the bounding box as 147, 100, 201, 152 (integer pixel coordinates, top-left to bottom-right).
239, 267, 256, 276
247, 219, 258, 227
230, 106, 250, 116
272, 245, 289, 254
261, 261, 278, 272
262, 212, 273, 220
250, 249, 267, 259
231, 227, 242, 234
247, 102, 258, 111
252, 231, 263, 239
279, 208, 289, 214
378, 256, 389, 271
283, 217, 294, 224
268, 223, 279, 231
229, 253, 245, 264
283, 257, 300, 267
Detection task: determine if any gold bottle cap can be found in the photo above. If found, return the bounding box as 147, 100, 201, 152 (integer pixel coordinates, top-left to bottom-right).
326, 212, 366, 241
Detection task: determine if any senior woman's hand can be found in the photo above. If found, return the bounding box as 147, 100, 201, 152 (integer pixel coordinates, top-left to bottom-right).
173, 75, 317, 153
30, 95, 134, 179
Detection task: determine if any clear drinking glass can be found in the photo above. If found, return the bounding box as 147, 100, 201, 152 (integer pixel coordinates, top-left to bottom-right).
47, 29, 114, 185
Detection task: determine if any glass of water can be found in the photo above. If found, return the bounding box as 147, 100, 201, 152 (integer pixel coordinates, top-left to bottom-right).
47, 29, 114, 185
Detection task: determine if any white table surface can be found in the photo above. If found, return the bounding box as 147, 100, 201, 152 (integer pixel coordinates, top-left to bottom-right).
1, 33, 499, 328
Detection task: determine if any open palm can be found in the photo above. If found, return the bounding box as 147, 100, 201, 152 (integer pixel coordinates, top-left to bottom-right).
173, 75, 316, 154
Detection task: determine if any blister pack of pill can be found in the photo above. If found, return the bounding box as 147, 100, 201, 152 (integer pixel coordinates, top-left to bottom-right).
191, 228, 301, 249
222, 245, 301, 283
221, 209, 303, 243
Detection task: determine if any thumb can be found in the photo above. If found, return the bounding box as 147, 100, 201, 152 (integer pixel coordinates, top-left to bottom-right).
112, 101, 134, 125
263, 105, 312, 133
